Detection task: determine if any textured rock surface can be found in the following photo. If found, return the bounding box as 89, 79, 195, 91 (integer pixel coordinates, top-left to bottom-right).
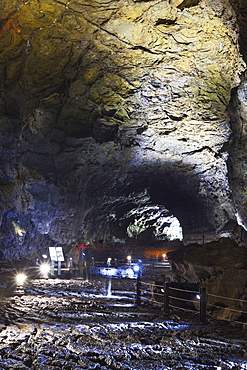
0, 0, 247, 285
168, 238, 247, 319
0, 278, 247, 370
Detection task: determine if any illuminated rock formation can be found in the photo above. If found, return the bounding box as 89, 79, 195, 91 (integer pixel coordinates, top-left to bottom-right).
0, 0, 247, 272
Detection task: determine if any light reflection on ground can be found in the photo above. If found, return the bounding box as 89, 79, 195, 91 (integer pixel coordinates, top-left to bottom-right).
0, 278, 246, 369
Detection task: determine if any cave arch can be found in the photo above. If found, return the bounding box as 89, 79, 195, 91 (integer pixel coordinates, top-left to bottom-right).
83, 158, 217, 248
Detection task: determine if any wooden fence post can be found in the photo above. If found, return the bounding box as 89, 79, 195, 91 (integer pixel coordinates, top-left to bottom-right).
163, 282, 170, 315
136, 273, 141, 305
200, 287, 207, 324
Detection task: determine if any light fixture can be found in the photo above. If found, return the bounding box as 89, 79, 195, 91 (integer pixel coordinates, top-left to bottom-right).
39, 263, 50, 277
15, 273, 27, 285
133, 264, 140, 272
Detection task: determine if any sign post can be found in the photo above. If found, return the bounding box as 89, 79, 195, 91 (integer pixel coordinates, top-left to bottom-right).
49, 247, 65, 276
51, 261, 55, 276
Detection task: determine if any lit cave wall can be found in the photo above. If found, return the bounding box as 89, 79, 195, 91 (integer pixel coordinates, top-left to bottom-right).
0, 0, 247, 283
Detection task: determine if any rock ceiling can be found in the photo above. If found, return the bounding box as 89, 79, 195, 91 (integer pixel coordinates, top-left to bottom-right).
0, 0, 247, 262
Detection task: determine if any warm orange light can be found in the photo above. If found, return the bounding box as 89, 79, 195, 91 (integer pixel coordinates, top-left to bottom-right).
143, 249, 174, 259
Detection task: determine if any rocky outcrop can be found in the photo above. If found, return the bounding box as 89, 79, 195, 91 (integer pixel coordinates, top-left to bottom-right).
0, 0, 247, 269
168, 238, 247, 320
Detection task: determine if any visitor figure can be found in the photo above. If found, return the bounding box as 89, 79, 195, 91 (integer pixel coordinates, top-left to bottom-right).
78, 244, 88, 279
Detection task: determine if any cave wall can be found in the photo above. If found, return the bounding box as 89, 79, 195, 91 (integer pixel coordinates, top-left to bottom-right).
0, 0, 247, 262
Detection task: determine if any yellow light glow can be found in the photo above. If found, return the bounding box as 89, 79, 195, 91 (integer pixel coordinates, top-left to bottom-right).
12, 221, 26, 237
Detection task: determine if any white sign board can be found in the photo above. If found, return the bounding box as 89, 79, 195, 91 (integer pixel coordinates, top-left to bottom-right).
49, 246, 64, 262
55, 246, 64, 261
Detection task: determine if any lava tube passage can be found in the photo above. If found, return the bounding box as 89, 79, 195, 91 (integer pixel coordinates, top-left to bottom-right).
125, 205, 183, 242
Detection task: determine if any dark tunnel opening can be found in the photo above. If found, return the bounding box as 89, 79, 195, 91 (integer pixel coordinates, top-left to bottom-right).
83, 159, 216, 251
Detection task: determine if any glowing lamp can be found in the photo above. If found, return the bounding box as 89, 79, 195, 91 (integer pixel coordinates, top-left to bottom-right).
40, 263, 50, 276
133, 264, 140, 272
16, 273, 27, 285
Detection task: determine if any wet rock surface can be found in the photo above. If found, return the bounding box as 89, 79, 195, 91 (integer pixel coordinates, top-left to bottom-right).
1, 0, 247, 345
0, 277, 247, 369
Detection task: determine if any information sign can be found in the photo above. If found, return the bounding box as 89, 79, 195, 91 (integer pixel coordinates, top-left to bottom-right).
49, 246, 64, 262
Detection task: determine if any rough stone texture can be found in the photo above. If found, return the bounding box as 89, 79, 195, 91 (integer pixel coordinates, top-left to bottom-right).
0, 0, 247, 309
168, 238, 247, 319
0, 278, 247, 370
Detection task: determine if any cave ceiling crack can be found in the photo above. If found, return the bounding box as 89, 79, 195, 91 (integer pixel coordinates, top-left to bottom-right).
69, 11, 162, 55
181, 145, 216, 156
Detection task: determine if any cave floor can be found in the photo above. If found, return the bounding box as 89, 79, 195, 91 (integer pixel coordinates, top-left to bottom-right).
0, 276, 246, 369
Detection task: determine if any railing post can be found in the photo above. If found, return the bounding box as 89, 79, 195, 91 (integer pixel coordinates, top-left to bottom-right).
163, 282, 170, 315
200, 287, 207, 324
136, 273, 141, 305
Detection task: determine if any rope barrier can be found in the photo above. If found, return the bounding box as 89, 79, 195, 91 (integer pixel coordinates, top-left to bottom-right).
152, 291, 164, 297
208, 303, 247, 315
136, 278, 247, 325
208, 293, 247, 303
140, 281, 154, 288
152, 283, 164, 289
169, 286, 199, 294
169, 295, 198, 303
